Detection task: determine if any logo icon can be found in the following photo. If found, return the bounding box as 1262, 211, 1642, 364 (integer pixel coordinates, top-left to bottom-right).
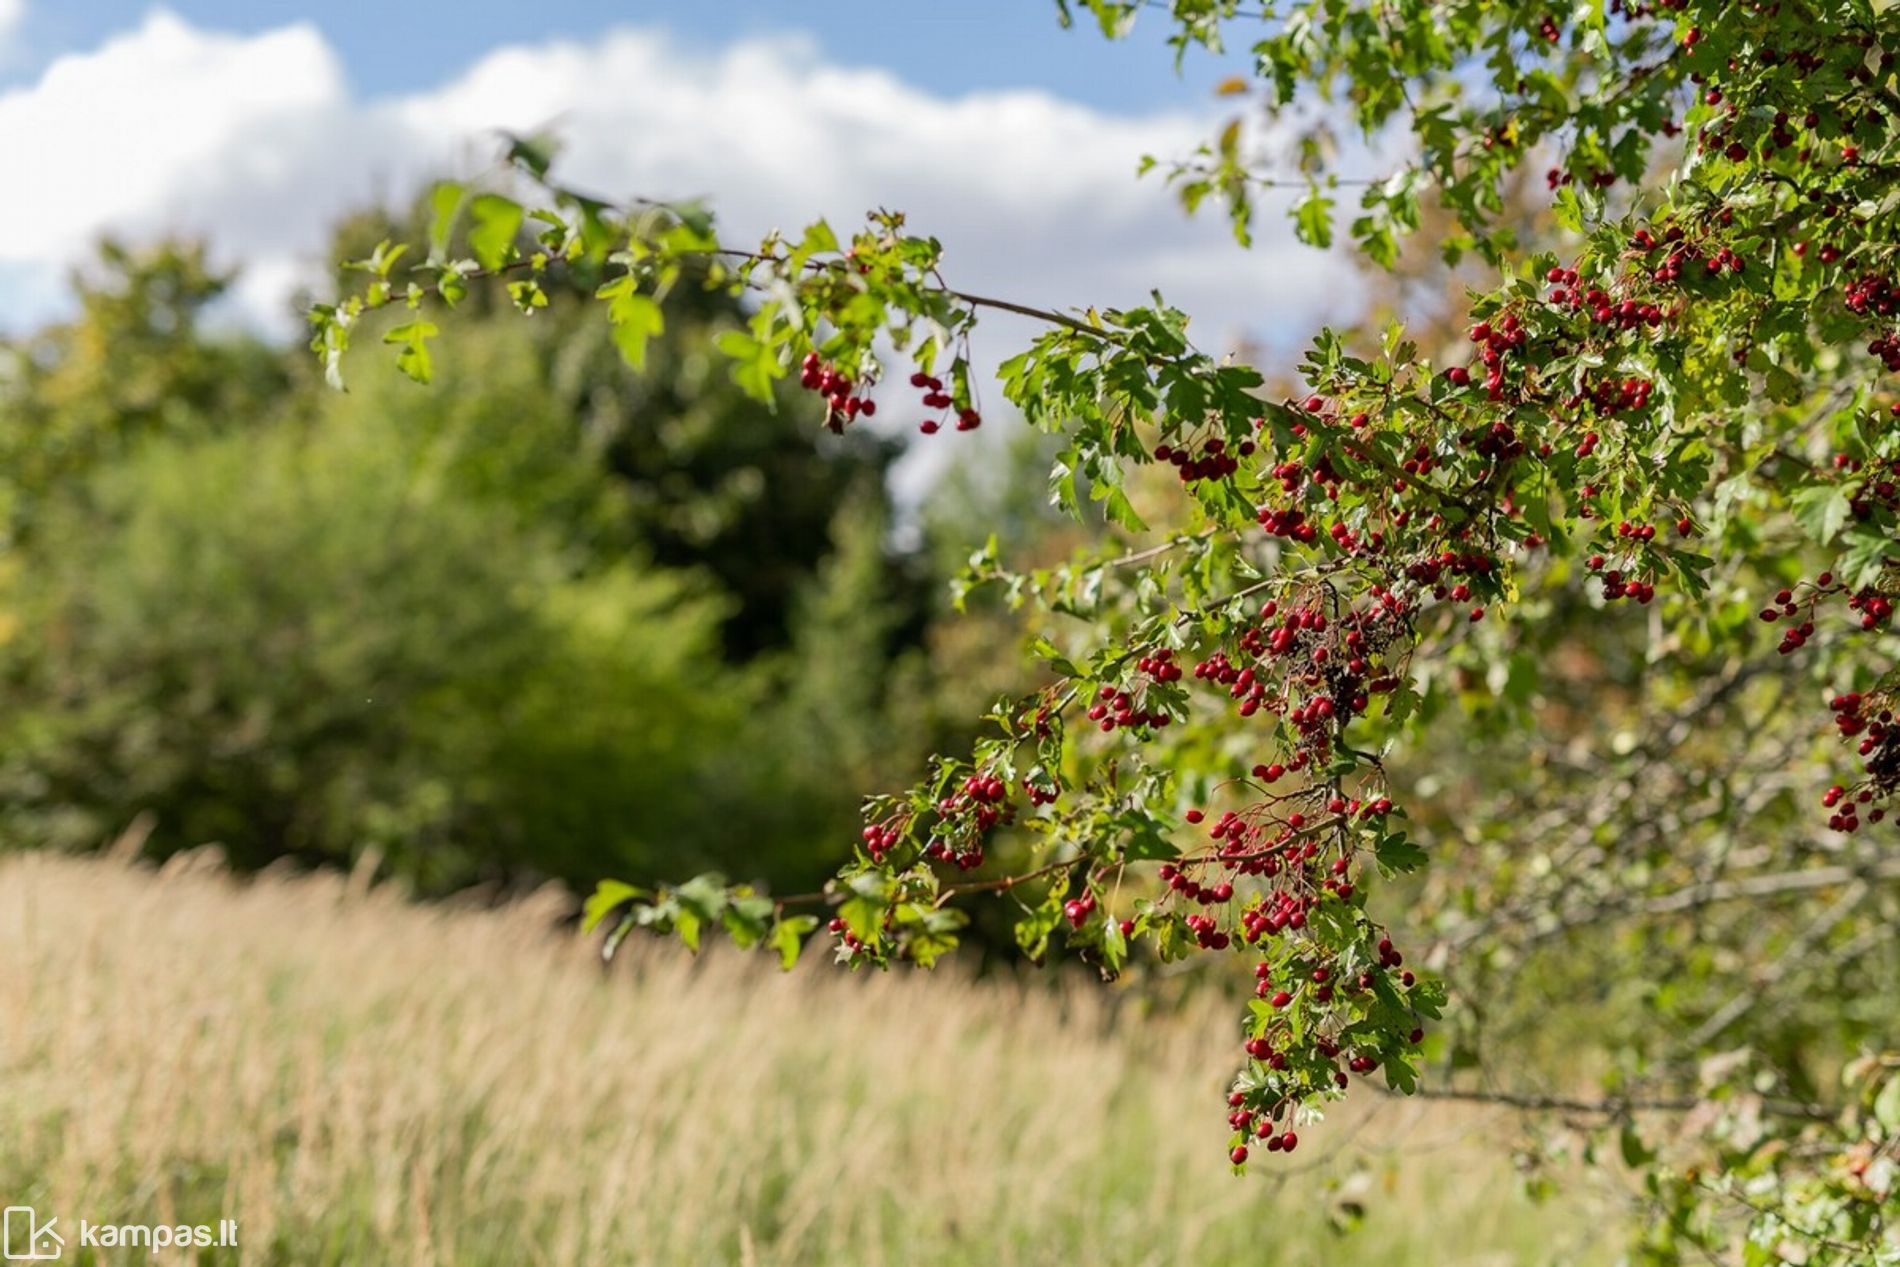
2, 1208, 62, 1261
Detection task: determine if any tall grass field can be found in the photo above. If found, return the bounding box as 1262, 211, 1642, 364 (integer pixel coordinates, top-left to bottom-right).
0, 850, 1611, 1265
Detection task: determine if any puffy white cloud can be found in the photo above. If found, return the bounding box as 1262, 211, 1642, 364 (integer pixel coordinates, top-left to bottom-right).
1, 13, 349, 300
2, 10, 1356, 388
384, 30, 1354, 354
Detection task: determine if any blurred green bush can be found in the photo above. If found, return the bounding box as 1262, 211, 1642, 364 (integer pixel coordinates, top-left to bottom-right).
0, 237, 981, 895
0, 380, 837, 890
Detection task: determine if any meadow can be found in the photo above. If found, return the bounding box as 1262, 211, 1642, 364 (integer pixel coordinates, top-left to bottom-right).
0, 848, 1613, 1266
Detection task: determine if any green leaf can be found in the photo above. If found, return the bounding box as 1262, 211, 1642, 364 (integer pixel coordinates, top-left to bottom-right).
1014, 888, 1067, 960
427, 181, 466, 262
598, 276, 666, 371
1875, 1071, 1900, 1134
1619, 1122, 1655, 1168
1118, 812, 1180, 861
503, 131, 560, 179
1101, 486, 1148, 532
582, 880, 645, 933
1373, 832, 1427, 877
721, 894, 775, 949
799, 220, 839, 255
467, 194, 525, 271
714, 329, 784, 404
1789, 485, 1852, 545
839, 893, 885, 946
1292, 184, 1336, 249
769, 915, 819, 970
381, 319, 439, 384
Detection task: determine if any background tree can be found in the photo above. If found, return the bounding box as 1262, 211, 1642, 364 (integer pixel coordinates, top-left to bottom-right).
0, 225, 962, 897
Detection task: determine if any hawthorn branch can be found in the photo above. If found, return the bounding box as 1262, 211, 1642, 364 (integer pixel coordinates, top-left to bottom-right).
1436, 856, 1900, 953
1682, 879, 1870, 1050
1402, 1084, 1834, 1123
355, 249, 1110, 344
1100, 528, 1220, 570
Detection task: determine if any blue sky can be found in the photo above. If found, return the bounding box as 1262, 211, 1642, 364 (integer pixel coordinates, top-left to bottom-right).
6, 1, 1246, 110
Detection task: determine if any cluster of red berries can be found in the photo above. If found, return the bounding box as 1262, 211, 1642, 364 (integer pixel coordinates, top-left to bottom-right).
1828, 451, 1900, 521
1182, 911, 1232, 951
1224, 931, 1427, 1164
1061, 890, 1098, 929
1160, 854, 1241, 902
1408, 552, 1496, 623
1702, 246, 1749, 277
1135, 647, 1186, 683
1609, 519, 1662, 551
1462, 420, 1524, 465
1570, 374, 1654, 416
1195, 651, 1270, 718
1553, 264, 1671, 328
922, 840, 987, 870
1154, 437, 1254, 484
1454, 313, 1528, 402
860, 819, 904, 865
1847, 273, 1897, 319
1226, 1104, 1299, 1164
1706, 107, 1821, 165
1762, 572, 1898, 656
1850, 591, 1895, 630
1023, 774, 1061, 808
1545, 166, 1619, 191
1085, 683, 1173, 733
1585, 554, 1659, 604
1867, 333, 1900, 374
921, 772, 1013, 870
1287, 691, 1343, 741
1203, 595, 1409, 755
825, 915, 867, 956
905, 370, 982, 434
799, 353, 876, 432
1258, 503, 1317, 543
1763, 580, 1822, 655
1147, 782, 1430, 1165
1269, 454, 1340, 496
1822, 692, 1898, 833
1242, 887, 1314, 939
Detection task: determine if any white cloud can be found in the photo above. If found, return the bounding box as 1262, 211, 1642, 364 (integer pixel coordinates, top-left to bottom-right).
2, 13, 347, 282
384, 30, 1355, 353
0, 0, 22, 50
1, 10, 1357, 405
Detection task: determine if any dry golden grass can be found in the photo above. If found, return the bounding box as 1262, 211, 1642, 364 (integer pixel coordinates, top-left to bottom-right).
0, 849, 1608, 1266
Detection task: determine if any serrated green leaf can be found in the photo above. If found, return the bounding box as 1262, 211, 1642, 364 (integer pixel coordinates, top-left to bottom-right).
427, 181, 465, 262
582, 879, 644, 933
1789, 485, 1852, 545
467, 194, 524, 271
769, 914, 819, 970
